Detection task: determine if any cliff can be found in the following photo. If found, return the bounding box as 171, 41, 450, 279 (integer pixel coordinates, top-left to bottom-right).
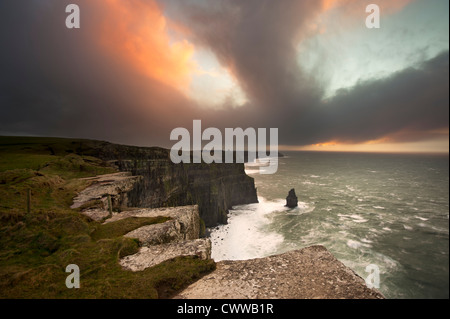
69, 169, 213, 275
1, 136, 258, 227
81, 141, 258, 227
121, 160, 258, 227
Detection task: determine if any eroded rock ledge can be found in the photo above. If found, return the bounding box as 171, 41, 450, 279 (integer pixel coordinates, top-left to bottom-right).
120, 239, 211, 272
71, 172, 141, 221
175, 245, 384, 299
106, 206, 201, 245
111, 205, 212, 270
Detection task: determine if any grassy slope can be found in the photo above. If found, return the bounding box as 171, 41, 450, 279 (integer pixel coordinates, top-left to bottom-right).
0, 136, 215, 298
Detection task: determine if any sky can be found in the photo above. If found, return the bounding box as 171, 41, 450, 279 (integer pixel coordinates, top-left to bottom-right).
0, 0, 448, 153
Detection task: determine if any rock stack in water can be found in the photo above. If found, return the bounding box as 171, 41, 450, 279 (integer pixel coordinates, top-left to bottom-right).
285, 189, 298, 208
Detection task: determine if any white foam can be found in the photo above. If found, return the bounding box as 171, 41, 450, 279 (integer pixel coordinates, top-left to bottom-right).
338, 214, 368, 223
346, 185, 356, 192
286, 201, 315, 215
210, 197, 285, 261
347, 240, 363, 249
372, 252, 399, 269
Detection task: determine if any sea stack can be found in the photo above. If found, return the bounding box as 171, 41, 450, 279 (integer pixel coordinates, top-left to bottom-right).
285, 188, 298, 208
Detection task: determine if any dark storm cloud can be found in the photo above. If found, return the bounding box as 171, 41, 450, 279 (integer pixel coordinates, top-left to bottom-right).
0, 0, 196, 146
196, 50, 449, 146
161, 0, 448, 145
302, 52, 449, 145
159, 0, 323, 107
0, 0, 448, 148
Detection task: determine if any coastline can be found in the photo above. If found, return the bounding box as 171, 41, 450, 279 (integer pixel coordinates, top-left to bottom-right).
0, 137, 393, 299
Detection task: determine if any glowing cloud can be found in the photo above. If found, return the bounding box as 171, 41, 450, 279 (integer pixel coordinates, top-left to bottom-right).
190, 50, 248, 108
101, 0, 195, 91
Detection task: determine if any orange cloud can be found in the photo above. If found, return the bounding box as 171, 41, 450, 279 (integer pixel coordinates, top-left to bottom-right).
283, 126, 449, 153
304, 0, 413, 39
312, 141, 340, 147
100, 0, 195, 91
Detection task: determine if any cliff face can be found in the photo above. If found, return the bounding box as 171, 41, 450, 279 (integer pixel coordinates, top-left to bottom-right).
85, 141, 258, 227
118, 159, 258, 227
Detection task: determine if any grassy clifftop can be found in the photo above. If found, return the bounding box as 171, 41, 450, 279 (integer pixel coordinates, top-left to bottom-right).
0, 136, 215, 298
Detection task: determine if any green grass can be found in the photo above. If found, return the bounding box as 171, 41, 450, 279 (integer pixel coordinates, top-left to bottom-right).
0, 136, 99, 157
0, 153, 57, 172
0, 211, 215, 298
0, 136, 215, 299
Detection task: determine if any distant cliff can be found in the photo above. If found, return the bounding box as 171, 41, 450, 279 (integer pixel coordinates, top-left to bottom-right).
83, 141, 258, 227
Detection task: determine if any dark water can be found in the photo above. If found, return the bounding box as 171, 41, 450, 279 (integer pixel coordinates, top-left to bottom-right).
210, 152, 449, 299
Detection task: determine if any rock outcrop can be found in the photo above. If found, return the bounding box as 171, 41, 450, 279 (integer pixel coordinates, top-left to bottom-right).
114, 205, 212, 271
82, 142, 258, 227
70, 172, 142, 221
120, 239, 212, 271
106, 206, 201, 245
175, 245, 384, 299
285, 188, 298, 208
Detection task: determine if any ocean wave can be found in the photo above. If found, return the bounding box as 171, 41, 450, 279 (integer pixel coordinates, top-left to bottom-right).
338, 213, 368, 223
210, 197, 286, 261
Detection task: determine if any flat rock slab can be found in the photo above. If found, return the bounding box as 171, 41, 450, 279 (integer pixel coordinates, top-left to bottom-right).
120, 239, 211, 272
124, 220, 182, 246
175, 245, 384, 299
71, 172, 141, 221
108, 206, 201, 243
71, 172, 140, 209
105, 206, 199, 223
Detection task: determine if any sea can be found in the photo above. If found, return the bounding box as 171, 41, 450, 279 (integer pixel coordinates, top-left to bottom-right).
209, 151, 449, 299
